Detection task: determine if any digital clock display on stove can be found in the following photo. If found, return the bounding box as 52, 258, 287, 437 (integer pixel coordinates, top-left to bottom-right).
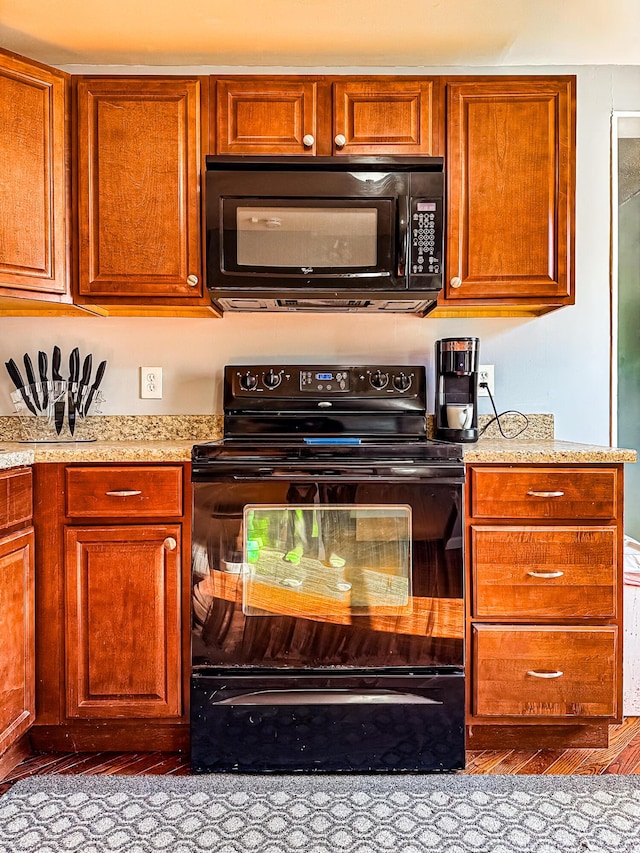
315, 373, 333, 380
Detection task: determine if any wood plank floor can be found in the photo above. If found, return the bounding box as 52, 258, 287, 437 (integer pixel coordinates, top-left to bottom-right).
3, 717, 640, 796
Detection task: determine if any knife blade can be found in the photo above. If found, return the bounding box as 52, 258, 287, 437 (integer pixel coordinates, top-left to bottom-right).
76, 353, 92, 415
51, 346, 65, 435
84, 359, 107, 416
68, 347, 80, 436
23, 353, 41, 411
38, 351, 49, 411
5, 359, 38, 416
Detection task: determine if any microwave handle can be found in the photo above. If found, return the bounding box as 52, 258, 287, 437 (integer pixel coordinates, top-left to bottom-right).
397, 195, 409, 278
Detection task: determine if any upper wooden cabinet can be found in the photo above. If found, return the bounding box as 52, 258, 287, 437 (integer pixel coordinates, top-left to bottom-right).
75, 77, 216, 316
214, 77, 443, 157
437, 77, 575, 316
0, 50, 70, 305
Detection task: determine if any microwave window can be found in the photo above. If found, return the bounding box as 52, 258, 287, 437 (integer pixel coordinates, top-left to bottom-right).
236, 207, 378, 269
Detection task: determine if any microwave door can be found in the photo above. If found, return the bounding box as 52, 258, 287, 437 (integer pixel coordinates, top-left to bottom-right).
220, 198, 395, 284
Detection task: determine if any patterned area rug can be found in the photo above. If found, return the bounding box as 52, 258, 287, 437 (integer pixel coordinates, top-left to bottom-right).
1, 774, 640, 853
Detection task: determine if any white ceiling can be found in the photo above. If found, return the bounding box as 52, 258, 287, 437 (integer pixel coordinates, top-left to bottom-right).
2, 0, 640, 69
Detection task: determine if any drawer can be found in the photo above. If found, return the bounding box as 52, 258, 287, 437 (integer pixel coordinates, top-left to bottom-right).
469, 466, 618, 520
0, 468, 32, 531
472, 625, 617, 718
66, 466, 183, 517
471, 525, 617, 618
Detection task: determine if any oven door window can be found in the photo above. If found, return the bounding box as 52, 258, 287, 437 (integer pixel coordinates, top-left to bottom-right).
241, 504, 411, 618
222, 198, 394, 276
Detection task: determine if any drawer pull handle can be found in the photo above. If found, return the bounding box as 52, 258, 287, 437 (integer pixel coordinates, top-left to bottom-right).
105, 489, 142, 497
527, 570, 564, 579
526, 670, 564, 679
164, 537, 177, 551
527, 490, 565, 498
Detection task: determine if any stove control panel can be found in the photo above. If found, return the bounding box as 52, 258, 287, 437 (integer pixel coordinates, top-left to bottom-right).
228, 365, 423, 398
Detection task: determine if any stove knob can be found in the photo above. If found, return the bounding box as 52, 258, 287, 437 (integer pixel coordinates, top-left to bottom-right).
239, 371, 258, 391
262, 369, 281, 389
370, 370, 389, 390
392, 372, 412, 392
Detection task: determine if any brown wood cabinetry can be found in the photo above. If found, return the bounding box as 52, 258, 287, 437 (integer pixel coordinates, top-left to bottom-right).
465, 465, 623, 748
214, 77, 442, 156
0, 469, 34, 773
435, 77, 575, 317
466, 464, 623, 748
75, 77, 217, 316
32, 463, 191, 752
0, 50, 73, 311
65, 524, 181, 718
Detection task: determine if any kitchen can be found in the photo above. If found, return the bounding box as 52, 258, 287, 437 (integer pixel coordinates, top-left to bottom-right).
1, 0, 639, 783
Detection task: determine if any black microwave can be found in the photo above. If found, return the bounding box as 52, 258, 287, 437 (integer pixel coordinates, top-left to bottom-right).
204, 156, 444, 315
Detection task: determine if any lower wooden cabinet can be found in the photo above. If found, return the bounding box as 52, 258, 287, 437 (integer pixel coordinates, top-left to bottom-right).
466, 463, 623, 748
32, 463, 191, 752
0, 527, 35, 755
64, 525, 181, 718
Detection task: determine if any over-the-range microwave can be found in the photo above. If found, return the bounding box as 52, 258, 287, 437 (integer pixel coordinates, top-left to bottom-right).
204, 155, 444, 315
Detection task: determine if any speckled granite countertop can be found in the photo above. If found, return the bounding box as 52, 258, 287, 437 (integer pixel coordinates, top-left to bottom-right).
0, 437, 635, 467
0, 413, 635, 467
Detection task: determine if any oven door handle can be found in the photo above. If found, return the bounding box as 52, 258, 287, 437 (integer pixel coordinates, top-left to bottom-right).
227, 471, 465, 483
214, 689, 443, 706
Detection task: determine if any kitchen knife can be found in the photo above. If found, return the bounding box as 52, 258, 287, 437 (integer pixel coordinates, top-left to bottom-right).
83, 359, 107, 417
5, 359, 38, 416
68, 347, 80, 436
38, 351, 49, 411
23, 353, 41, 411
51, 346, 65, 435
76, 353, 93, 415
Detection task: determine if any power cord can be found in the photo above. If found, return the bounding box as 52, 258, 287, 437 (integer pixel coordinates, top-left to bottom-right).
478, 382, 529, 439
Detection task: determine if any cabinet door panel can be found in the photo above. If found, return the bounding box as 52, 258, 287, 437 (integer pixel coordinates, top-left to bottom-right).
446, 78, 574, 302
0, 468, 33, 532
473, 625, 617, 718
471, 525, 617, 618
216, 79, 318, 155
65, 525, 181, 718
333, 80, 441, 155
0, 52, 67, 296
0, 528, 35, 754
77, 78, 201, 298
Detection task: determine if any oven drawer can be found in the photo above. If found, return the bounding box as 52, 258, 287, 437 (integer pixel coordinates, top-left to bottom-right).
191, 670, 464, 772
471, 525, 617, 618
469, 467, 618, 520
66, 466, 183, 517
472, 625, 618, 718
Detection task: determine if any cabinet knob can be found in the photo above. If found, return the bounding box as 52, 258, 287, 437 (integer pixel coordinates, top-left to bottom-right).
334, 134, 347, 149
187, 274, 199, 287
164, 537, 177, 551
450, 276, 462, 289
302, 134, 315, 148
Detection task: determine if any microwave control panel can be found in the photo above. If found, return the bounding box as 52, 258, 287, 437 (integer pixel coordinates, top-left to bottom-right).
410, 199, 442, 278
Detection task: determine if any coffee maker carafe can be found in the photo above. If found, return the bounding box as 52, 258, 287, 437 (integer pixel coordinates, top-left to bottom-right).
435, 337, 479, 442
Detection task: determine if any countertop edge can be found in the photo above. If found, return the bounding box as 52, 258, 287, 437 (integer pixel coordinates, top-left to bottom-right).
0, 438, 636, 468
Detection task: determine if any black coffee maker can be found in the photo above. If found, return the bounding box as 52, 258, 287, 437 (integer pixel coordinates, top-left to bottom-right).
435, 337, 480, 443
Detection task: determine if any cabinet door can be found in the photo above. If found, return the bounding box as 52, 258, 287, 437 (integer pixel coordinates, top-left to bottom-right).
76, 78, 202, 299
0, 528, 35, 755
445, 78, 575, 305
332, 79, 441, 155
0, 51, 68, 299
65, 525, 181, 718
216, 79, 319, 155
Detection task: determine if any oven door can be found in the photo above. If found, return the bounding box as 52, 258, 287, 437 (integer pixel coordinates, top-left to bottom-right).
192, 469, 464, 671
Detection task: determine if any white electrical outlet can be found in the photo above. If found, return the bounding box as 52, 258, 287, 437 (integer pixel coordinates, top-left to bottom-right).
140, 366, 163, 399
478, 364, 495, 398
